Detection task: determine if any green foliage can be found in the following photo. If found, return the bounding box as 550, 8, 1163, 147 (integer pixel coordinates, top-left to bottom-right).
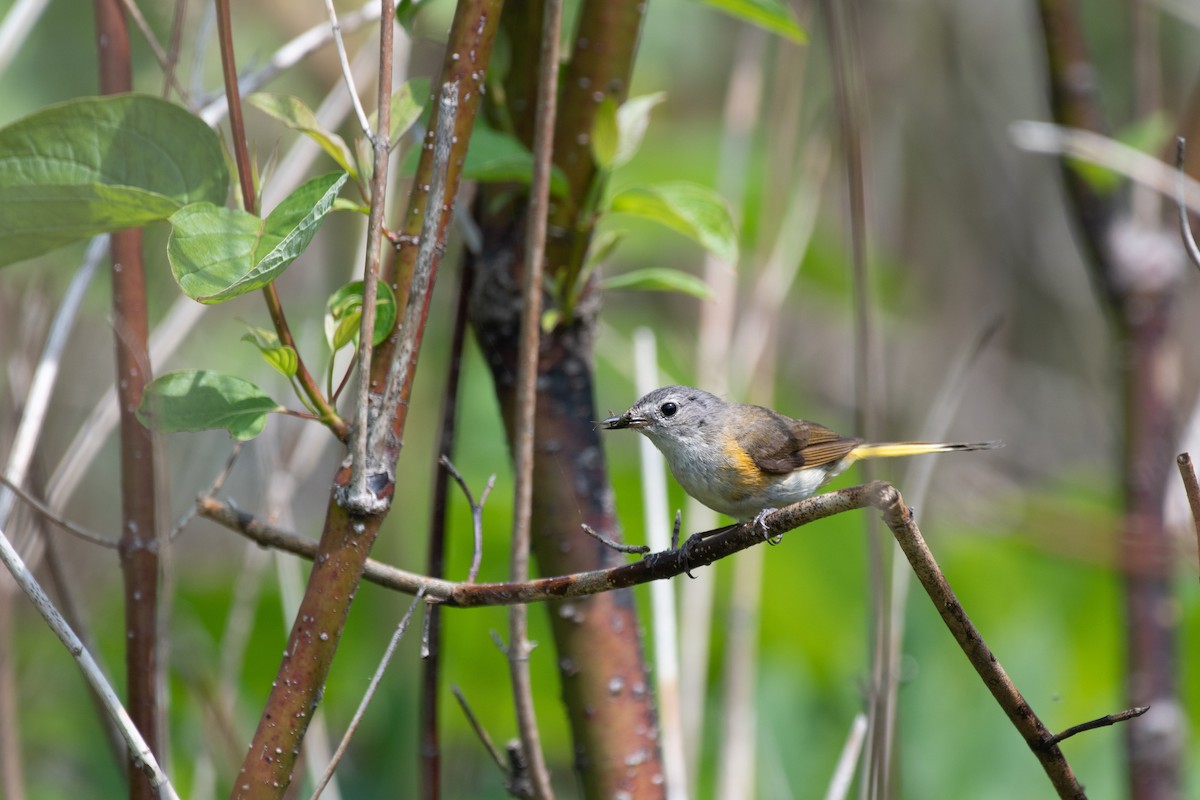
608, 181, 738, 263
137, 369, 284, 440
0, 94, 227, 266
247, 93, 359, 179
401, 120, 569, 196
601, 266, 713, 299
690, 0, 808, 43
240, 324, 299, 379
369, 78, 431, 146
325, 279, 399, 351
167, 171, 349, 303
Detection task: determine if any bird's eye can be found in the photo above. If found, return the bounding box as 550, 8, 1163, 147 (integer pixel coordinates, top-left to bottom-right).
660, 402, 678, 417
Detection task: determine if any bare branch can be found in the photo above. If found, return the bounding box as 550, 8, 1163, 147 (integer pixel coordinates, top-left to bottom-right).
1048, 706, 1150, 746
0, 523, 179, 799
451, 685, 509, 777
322, 0, 373, 141
0, 476, 117, 550
1175, 137, 1200, 270
876, 485, 1086, 797
581, 523, 650, 555
169, 443, 241, 540
1175, 452, 1200, 575
439, 455, 495, 583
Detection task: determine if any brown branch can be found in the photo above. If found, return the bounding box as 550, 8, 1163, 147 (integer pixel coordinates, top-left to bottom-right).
232, 5, 504, 795
206, 481, 1102, 794
876, 485, 1085, 798
200, 486, 869, 607
94, 2, 163, 797
581, 523, 650, 555
1048, 706, 1149, 746
1175, 453, 1200, 576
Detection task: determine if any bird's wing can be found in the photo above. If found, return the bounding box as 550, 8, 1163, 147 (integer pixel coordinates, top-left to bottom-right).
736, 408, 862, 474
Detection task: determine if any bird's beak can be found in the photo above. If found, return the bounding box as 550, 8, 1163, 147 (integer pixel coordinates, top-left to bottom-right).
600, 412, 648, 430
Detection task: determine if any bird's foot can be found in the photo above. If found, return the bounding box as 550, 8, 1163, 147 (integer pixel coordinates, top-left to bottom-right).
751, 508, 783, 545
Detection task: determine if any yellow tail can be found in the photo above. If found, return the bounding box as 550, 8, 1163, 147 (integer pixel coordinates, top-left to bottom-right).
847, 440, 1001, 463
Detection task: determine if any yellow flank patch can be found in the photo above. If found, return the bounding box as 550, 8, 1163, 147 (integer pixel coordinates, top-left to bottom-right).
721, 433, 770, 490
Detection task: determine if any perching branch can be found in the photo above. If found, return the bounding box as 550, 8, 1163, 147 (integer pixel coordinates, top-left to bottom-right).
202, 482, 1131, 797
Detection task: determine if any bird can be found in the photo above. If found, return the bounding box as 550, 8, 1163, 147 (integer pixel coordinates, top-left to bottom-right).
601, 385, 999, 524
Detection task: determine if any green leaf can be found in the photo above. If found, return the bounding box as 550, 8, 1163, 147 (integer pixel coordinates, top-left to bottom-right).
395, 0, 425, 28
609, 182, 739, 263
137, 370, 284, 441
0, 94, 228, 266
325, 280, 398, 351
240, 324, 299, 378
247, 93, 357, 179
540, 308, 561, 333
614, 92, 666, 168
168, 171, 349, 303
691, 0, 807, 43
601, 267, 713, 299
402, 123, 570, 196
592, 98, 620, 170
367, 78, 431, 144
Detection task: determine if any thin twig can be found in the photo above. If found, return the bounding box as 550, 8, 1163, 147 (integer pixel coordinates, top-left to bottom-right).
347, 81, 459, 514
323, 0, 373, 141
0, 238, 104, 529
1048, 706, 1150, 746
348, 0, 396, 506
198, 0, 387, 126
1175, 137, 1200, 270
1175, 453, 1200, 575
506, 2, 563, 796
439, 456, 495, 583
0, 523, 179, 799
160, 0, 187, 97
169, 443, 242, 541
309, 588, 427, 800
116, 0, 193, 106
0, 476, 117, 549
824, 713, 867, 800
1010, 121, 1200, 212
580, 523, 650, 555
421, 264, 474, 800
451, 684, 509, 776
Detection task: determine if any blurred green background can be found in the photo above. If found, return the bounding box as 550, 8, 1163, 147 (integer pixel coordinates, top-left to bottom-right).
2, 0, 1199, 797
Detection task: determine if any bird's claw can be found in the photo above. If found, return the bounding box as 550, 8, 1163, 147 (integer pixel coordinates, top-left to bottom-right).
751, 507, 783, 545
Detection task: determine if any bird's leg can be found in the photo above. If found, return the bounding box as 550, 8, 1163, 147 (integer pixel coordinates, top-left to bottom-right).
750, 507, 783, 545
